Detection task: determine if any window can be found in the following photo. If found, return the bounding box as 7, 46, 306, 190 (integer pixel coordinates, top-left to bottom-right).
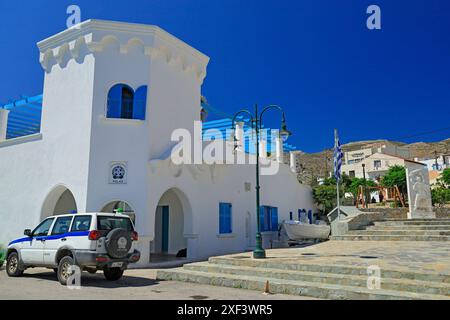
106, 84, 147, 120
260, 206, 278, 232
97, 216, 134, 231
51, 216, 73, 235
32, 218, 55, 237
349, 170, 355, 178
71, 215, 92, 232
219, 203, 232, 234
374, 160, 381, 169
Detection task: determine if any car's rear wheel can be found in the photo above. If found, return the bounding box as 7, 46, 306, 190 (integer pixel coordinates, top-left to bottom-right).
57, 256, 75, 285
6, 252, 24, 277
103, 267, 124, 281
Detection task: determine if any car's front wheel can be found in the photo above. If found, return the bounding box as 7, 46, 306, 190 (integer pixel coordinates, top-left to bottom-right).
6, 252, 24, 277
57, 256, 75, 285
103, 267, 124, 281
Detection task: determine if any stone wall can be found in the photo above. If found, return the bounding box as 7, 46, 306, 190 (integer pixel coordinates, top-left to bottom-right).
359, 208, 408, 219
435, 207, 450, 218
360, 207, 450, 219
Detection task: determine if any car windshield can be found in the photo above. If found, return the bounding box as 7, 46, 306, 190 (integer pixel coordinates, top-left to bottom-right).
97, 216, 133, 231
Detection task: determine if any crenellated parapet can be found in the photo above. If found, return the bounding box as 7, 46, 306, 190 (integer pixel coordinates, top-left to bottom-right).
37, 19, 210, 83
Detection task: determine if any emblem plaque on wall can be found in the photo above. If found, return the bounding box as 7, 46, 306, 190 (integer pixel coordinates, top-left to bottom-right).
109, 161, 128, 184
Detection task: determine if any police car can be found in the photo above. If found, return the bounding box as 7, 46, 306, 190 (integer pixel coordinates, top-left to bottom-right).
5, 212, 140, 285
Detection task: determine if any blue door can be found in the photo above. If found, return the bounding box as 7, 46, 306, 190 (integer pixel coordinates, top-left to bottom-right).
161, 206, 169, 253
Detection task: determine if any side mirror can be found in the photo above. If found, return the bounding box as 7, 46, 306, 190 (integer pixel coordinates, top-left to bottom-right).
24, 229, 32, 237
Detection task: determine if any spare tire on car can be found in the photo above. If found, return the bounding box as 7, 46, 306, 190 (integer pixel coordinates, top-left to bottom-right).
105, 228, 132, 259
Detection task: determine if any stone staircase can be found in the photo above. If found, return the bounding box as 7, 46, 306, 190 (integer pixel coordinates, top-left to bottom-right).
331, 219, 450, 241
157, 255, 450, 300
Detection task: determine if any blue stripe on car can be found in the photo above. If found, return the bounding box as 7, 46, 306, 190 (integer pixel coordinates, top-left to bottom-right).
8, 231, 90, 246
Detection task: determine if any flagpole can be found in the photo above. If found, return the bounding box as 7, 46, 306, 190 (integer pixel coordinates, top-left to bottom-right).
334, 129, 341, 220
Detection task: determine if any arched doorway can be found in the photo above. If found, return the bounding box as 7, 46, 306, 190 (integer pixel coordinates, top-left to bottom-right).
152, 188, 192, 259
101, 200, 136, 223
41, 185, 77, 219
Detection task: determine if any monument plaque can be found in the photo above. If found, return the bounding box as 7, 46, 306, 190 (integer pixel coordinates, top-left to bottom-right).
405, 161, 435, 219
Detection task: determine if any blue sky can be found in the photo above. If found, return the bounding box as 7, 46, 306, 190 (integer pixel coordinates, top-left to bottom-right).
1, 0, 449, 152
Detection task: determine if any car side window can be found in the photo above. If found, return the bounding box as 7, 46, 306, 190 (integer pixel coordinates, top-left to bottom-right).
51, 217, 73, 235
71, 216, 92, 232
32, 218, 55, 237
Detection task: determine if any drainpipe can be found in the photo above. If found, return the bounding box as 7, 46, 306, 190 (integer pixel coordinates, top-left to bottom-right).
0, 108, 10, 141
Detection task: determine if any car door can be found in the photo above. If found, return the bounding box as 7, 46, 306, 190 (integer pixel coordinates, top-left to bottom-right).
20, 218, 55, 265
44, 216, 73, 266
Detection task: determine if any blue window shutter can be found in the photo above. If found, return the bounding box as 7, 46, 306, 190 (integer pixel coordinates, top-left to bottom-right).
133, 85, 147, 120
308, 210, 313, 224
219, 203, 224, 234
259, 206, 265, 232
219, 203, 232, 234
271, 207, 278, 231
226, 204, 232, 233
298, 209, 301, 221
107, 84, 122, 118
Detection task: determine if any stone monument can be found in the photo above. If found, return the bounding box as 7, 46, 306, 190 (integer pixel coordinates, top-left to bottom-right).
405, 161, 435, 219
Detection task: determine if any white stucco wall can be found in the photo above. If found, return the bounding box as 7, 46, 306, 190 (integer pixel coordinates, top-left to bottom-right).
0, 20, 314, 266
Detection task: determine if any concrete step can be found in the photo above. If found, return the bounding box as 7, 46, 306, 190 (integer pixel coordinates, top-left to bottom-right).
183, 262, 450, 296
374, 221, 450, 227
208, 257, 450, 283
156, 268, 449, 300
331, 235, 450, 241
366, 225, 450, 231
346, 230, 450, 236
384, 219, 450, 222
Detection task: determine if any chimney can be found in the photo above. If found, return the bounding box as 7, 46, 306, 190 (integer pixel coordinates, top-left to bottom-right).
275, 136, 284, 162
290, 151, 300, 173
259, 138, 267, 158
234, 121, 245, 151
0, 108, 10, 141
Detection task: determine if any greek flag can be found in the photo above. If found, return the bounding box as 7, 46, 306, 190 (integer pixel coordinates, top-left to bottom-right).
334, 130, 343, 181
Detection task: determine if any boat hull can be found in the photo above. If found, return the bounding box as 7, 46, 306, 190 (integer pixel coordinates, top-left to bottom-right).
283, 222, 330, 240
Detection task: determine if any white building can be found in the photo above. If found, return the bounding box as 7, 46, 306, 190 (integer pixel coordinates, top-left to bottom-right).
341, 142, 411, 180
0, 20, 313, 266
415, 155, 450, 172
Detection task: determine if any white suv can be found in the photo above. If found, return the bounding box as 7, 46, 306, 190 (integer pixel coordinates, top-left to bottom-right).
5, 212, 140, 285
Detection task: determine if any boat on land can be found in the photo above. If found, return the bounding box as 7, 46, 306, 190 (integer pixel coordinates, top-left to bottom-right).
282, 220, 331, 240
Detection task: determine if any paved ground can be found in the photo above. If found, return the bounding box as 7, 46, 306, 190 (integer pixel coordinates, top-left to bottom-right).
247, 240, 450, 274
2, 240, 448, 299
0, 266, 316, 300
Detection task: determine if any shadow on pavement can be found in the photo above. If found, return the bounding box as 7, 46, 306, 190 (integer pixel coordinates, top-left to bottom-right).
21, 270, 159, 288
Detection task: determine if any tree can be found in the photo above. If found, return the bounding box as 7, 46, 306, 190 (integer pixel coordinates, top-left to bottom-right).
431, 187, 450, 207
441, 168, 450, 186
322, 173, 352, 189
313, 184, 345, 214
381, 165, 407, 197
347, 178, 377, 198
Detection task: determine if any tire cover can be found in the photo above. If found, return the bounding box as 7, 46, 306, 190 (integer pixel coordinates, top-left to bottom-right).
105, 228, 132, 258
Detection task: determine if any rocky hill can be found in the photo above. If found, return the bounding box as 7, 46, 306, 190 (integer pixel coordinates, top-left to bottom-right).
295, 138, 450, 183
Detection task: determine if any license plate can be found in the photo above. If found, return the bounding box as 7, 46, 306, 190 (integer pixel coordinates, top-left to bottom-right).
111, 262, 123, 268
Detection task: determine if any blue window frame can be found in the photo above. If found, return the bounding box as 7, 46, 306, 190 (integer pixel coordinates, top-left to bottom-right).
219, 203, 232, 234
260, 206, 279, 232
106, 84, 147, 120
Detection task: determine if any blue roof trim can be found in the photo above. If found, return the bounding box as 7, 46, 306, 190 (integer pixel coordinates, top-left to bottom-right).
1, 94, 43, 139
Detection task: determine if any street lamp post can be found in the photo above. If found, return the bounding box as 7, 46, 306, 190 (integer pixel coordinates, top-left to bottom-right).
231, 104, 291, 259
362, 163, 367, 208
